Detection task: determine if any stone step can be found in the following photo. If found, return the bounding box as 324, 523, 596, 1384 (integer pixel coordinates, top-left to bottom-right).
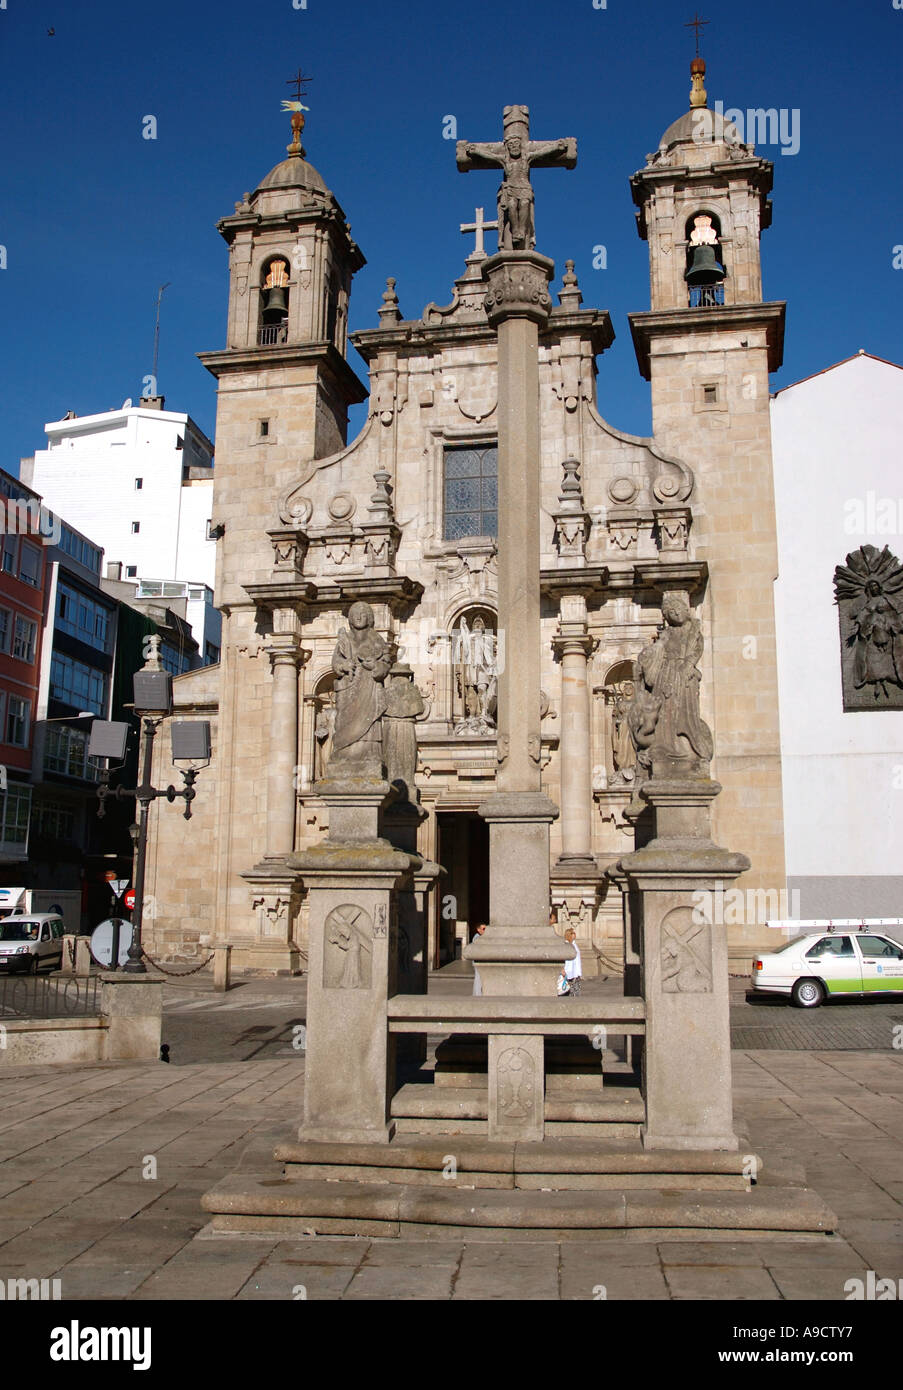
201, 1173, 837, 1240
275, 1135, 755, 1191
390, 1083, 644, 1125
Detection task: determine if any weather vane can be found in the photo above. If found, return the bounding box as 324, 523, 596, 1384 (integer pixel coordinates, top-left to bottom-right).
281, 67, 313, 155
684, 12, 709, 57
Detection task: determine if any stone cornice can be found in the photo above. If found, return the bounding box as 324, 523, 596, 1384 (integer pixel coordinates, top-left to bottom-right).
197, 340, 368, 405
351, 305, 614, 362
245, 575, 423, 611
628, 301, 786, 380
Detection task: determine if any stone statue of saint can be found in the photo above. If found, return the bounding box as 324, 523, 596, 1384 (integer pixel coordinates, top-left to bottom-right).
609, 678, 637, 785
383, 663, 425, 803
313, 697, 336, 780
330, 601, 393, 769
454, 616, 498, 733
628, 596, 714, 775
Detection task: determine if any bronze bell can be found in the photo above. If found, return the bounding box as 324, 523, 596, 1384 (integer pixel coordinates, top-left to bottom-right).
263, 285, 288, 320
685, 243, 726, 286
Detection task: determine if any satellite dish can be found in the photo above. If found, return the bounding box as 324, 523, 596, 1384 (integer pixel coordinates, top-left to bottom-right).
122, 398, 133, 409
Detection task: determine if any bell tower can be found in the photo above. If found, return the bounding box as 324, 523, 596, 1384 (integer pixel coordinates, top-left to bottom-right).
628, 53, 788, 959
200, 96, 367, 609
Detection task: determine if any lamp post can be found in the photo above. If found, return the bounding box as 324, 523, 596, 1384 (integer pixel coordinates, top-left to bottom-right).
91, 637, 210, 974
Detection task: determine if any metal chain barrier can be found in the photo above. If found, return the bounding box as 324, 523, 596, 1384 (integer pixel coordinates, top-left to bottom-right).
141, 950, 215, 977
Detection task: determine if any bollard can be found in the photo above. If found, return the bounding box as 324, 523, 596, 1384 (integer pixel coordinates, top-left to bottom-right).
213, 942, 232, 993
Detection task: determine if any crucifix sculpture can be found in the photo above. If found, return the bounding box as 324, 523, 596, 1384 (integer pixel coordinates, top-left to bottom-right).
456, 105, 576, 252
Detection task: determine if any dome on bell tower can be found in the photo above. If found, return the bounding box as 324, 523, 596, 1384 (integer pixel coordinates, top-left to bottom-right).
256, 152, 328, 196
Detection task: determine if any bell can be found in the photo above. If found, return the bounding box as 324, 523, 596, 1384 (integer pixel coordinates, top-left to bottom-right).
685, 243, 726, 285
262, 285, 288, 320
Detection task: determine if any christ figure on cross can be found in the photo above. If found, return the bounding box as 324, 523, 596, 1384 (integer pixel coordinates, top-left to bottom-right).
456, 105, 576, 252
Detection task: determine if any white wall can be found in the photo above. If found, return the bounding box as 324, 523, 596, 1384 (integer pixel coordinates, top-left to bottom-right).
771, 352, 903, 914
31, 408, 215, 590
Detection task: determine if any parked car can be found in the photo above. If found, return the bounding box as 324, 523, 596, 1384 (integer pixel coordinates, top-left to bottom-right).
751, 928, 903, 1008
0, 915, 65, 975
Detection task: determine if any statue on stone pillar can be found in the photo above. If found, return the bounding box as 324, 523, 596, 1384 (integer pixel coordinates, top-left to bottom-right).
383, 663, 424, 803
628, 596, 714, 775
330, 601, 392, 769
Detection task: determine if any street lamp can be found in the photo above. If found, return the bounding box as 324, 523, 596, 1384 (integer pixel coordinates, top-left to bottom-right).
90, 637, 210, 974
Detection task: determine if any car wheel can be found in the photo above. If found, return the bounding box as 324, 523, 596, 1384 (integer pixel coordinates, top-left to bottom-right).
792, 977, 824, 1008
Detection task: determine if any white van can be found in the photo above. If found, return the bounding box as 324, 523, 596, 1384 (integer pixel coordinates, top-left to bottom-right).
0, 915, 66, 975
0, 888, 82, 935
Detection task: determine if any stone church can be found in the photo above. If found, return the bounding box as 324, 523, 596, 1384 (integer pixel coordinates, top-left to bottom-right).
145, 58, 788, 976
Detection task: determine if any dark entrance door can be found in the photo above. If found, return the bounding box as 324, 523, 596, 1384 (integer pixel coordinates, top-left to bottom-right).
436, 811, 490, 964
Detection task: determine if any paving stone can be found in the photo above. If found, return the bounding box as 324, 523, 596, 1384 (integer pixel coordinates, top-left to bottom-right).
657, 1241, 767, 1267
267, 1238, 371, 1266
559, 1240, 662, 1267
560, 1266, 669, 1300
236, 1262, 356, 1300
767, 1266, 861, 1301
54, 1265, 158, 1300
664, 1265, 781, 1300
359, 1239, 462, 1267
343, 1265, 456, 1300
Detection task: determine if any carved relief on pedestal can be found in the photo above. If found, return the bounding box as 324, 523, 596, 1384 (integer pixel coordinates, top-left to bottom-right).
660, 905, 713, 994
496, 1046, 537, 1120
253, 893, 291, 940
324, 905, 373, 989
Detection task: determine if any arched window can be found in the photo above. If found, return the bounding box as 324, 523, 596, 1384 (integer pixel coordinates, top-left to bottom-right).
684, 212, 726, 308
258, 257, 290, 345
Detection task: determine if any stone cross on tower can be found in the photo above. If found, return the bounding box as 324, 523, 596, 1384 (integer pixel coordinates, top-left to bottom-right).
460, 207, 499, 259
456, 105, 577, 251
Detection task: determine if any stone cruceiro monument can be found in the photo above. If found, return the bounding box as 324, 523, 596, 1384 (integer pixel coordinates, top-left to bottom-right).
200, 85, 835, 1241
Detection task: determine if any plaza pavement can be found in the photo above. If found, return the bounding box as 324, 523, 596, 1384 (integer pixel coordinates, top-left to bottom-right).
0, 1039, 900, 1299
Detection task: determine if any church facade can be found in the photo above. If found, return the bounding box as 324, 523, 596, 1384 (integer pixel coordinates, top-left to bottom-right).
145, 62, 790, 975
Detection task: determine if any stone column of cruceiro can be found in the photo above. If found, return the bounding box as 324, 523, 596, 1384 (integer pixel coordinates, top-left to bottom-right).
457, 106, 577, 1142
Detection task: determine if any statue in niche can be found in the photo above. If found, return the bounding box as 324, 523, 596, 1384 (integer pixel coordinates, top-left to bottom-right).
454, 615, 498, 734
330, 601, 392, 769
834, 545, 903, 708
608, 678, 637, 786
628, 596, 714, 774
383, 663, 425, 803
313, 696, 336, 781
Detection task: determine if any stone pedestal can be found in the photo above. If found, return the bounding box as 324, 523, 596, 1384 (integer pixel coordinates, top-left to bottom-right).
290, 774, 418, 1144
616, 770, 749, 1152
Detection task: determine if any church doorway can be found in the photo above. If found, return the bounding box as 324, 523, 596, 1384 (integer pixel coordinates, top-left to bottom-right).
436, 812, 490, 964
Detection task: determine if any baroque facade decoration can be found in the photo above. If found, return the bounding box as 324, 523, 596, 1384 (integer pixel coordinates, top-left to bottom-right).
145, 59, 789, 975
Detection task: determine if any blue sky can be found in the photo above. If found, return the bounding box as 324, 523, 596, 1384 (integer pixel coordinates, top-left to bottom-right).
2, 0, 901, 468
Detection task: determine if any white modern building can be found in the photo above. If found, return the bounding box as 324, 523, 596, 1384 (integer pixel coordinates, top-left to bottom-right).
771, 351, 903, 918
22, 397, 218, 659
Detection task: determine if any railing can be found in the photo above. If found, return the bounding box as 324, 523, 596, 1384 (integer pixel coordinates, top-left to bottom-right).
688, 284, 725, 308
257, 322, 289, 345
0, 973, 101, 1020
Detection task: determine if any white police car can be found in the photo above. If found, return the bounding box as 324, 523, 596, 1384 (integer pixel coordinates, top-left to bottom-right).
751, 922, 903, 1008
